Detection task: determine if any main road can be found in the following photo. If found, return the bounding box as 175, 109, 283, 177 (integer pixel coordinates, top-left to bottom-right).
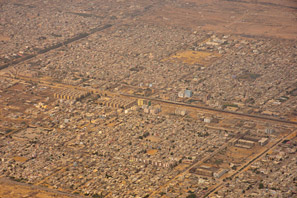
121, 93, 297, 126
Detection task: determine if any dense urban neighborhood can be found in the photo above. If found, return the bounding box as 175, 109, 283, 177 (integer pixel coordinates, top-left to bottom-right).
0, 0, 296, 197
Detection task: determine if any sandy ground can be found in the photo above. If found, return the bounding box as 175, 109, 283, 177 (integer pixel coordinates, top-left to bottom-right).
0, 177, 80, 198
140, 0, 297, 40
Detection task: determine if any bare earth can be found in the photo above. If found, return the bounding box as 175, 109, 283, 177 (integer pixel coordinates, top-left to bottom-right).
140, 0, 297, 40
0, 177, 79, 198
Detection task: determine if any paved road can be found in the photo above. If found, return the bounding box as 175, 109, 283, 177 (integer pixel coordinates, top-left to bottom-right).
204, 130, 296, 197
0, 24, 112, 71
121, 93, 297, 126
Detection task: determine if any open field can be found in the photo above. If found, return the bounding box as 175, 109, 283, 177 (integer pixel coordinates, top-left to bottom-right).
0, 178, 77, 198
140, 0, 297, 40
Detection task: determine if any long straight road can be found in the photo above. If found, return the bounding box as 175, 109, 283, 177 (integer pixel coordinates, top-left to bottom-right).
204, 130, 296, 197
121, 93, 297, 126
0, 24, 112, 71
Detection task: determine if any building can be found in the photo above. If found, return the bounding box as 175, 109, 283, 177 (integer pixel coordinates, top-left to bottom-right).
137, 99, 151, 106
178, 91, 185, 98
100, 98, 136, 109
204, 117, 212, 123
138, 99, 144, 106
150, 105, 161, 114
204, 94, 211, 103
214, 169, 228, 178
184, 90, 193, 98
190, 165, 216, 177
265, 128, 275, 134
175, 108, 187, 116
178, 89, 193, 98
54, 89, 90, 101
195, 168, 213, 177
235, 139, 255, 148
258, 138, 269, 146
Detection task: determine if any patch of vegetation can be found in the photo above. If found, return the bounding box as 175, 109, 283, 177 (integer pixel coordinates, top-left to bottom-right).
238, 72, 261, 80
143, 132, 150, 138
223, 103, 238, 109
129, 66, 144, 72
5, 129, 12, 133
214, 159, 223, 165
51, 33, 62, 37
186, 193, 197, 198
197, 131, 209, 137
92, 193, 104, 198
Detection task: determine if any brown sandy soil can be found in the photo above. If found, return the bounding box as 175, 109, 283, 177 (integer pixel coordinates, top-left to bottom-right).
0, 178, 80, 198
140, 0, 297, 40
0, 35, 10, 41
